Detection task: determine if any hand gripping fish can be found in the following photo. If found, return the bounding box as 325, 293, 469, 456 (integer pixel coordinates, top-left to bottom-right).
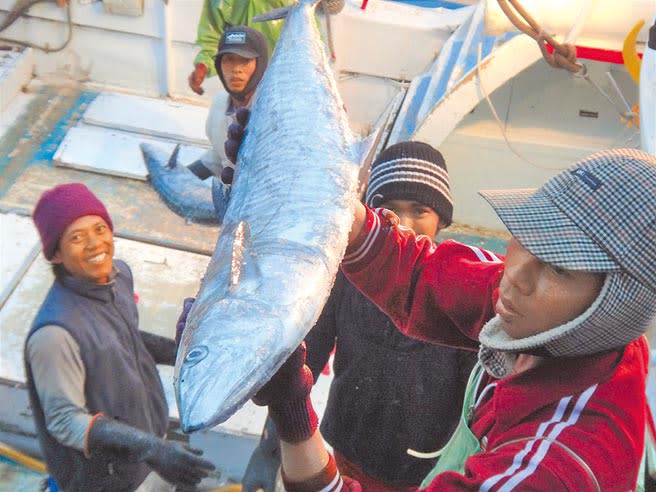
175, 0, 368, 432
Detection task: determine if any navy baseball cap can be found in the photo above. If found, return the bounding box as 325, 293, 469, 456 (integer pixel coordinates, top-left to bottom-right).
217, 26, 266, 59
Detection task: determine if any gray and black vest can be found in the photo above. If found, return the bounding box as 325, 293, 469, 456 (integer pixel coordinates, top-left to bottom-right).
24, 260, 169, 492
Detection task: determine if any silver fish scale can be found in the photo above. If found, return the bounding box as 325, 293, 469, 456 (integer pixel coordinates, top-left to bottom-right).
175, 0, 361, 432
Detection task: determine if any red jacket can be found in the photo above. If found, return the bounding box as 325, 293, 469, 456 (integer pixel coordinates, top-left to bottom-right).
339, 207, 648, 491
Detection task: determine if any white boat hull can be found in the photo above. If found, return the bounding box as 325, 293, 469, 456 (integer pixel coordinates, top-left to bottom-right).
484, 0, 654, 50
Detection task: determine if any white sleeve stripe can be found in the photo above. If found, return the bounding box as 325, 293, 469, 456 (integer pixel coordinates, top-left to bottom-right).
487, 251, 503, 263
344, 212, 379, 264
497, 385, 597, 492
318, 472, 342, 492
481, 384, 598, 492
343, 212, 381, 265
464, 244, 503, 264
480, 396, 572, 491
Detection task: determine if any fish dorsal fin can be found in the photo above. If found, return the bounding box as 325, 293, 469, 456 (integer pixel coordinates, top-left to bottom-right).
354, 90, 406, 198
211, 177, 230, 223
355, 126, 385, 199
253, 6, 292, 22
228, 221, 256, 291
167, 144, 181, 169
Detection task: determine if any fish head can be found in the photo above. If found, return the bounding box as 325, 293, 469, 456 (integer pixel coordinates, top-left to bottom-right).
175, 298, 286, 432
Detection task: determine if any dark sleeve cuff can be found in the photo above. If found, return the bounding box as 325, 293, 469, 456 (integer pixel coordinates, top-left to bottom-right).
282, 453, 342, 492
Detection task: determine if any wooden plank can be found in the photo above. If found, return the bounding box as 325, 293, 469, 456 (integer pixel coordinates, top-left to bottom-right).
0, 91, 37, 142
0, 214, 40, 310
0, 47, 34, 114
54, 124, 209, 181
83, 93, 210, 146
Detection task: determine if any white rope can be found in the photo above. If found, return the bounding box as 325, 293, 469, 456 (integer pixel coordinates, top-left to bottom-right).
475, 42, 564, 171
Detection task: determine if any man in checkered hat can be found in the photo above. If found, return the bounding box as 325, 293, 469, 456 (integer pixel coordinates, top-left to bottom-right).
249, 148, 656, 492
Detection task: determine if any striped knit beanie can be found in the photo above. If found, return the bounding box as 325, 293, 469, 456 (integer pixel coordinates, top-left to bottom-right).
365, 142, 453, 226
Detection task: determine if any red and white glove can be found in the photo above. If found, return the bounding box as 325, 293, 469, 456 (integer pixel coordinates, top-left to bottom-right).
252, 342, 318, 443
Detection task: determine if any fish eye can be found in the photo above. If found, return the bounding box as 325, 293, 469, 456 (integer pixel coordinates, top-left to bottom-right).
185, 346, 209, 365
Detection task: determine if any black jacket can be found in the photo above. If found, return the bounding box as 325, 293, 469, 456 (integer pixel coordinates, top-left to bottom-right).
305, 272, 477, 487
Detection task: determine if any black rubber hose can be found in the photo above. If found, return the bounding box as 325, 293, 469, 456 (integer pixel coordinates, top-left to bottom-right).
0, 0, 50, 33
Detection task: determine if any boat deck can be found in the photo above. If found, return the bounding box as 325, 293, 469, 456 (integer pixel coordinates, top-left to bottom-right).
0, 83, 219, 255
0, 75, 508, 487
0, 456, 44, 492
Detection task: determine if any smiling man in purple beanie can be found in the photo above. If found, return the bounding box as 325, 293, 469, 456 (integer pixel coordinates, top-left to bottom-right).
25, 183, 214, 492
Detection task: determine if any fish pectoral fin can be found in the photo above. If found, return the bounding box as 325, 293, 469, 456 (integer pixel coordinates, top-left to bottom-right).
228, 221, 258, 291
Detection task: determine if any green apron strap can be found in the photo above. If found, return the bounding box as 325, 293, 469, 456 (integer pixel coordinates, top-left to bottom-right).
419, 364, 485, 487
418, 364, 606, 491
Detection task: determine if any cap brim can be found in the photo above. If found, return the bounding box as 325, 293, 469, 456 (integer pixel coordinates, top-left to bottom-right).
479, 188, 617, 272
217, 47, 259, 59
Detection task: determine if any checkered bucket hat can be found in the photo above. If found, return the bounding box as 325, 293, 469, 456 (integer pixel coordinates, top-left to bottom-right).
477, 149, 656, 364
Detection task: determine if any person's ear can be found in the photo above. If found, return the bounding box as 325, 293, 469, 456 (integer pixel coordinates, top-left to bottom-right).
51, 248, 63, 264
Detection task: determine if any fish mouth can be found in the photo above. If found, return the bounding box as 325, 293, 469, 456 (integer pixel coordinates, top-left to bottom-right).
178, 377, 253, 433
177, 360, 216, 432
175, 304, 286, 432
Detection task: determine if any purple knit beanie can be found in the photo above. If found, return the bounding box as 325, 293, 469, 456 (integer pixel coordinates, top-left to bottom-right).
32, 183, 113, 260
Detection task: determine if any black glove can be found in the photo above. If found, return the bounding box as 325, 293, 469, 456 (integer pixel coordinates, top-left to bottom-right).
139, 331, 177, 366
86, 417, 215, 487
175, 297, 195, 347
224, 107, 251, 168
242, 416, 281, 492
252, 343, 318, 443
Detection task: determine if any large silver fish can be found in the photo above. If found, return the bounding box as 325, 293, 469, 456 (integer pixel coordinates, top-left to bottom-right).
175, 0, 363, 432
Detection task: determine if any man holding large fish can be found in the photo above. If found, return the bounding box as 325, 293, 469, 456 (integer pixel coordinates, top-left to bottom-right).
173, 0, 656, 488
249, 148, 656, 492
